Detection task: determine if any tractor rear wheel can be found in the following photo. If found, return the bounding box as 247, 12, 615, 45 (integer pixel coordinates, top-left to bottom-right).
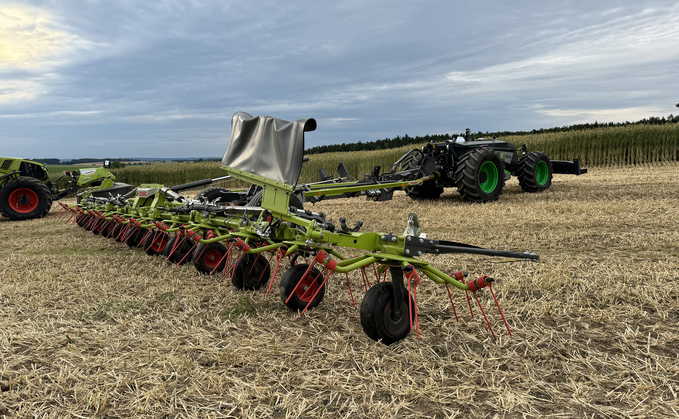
0, 176, 53, 220
279, 264, 325, 311
192, 242, 228, 274
453, 148, 505, 203
360, 281, 415, 345
232, 253, 271, 290
518, 151, 553, 193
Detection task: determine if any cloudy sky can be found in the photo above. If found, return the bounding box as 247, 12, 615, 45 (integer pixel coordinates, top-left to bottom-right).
1, 1, 678, 160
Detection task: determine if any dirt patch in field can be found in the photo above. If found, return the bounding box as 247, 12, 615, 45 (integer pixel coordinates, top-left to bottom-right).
1, 164, 678, 418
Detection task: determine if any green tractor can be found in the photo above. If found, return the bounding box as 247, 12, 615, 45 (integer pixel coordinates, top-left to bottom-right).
0, 157, 127, 221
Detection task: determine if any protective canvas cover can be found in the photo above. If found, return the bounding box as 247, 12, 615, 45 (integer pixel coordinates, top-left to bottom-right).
221, 112, 317, 186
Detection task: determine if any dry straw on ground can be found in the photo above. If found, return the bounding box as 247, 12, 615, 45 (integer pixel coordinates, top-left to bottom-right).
1, 164, 678, 418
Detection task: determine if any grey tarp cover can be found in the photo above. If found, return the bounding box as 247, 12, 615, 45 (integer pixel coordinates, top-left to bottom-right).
221, 112, 317, 186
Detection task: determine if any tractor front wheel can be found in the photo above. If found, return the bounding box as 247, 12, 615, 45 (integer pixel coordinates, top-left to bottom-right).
279, 264, 325, 311
0, 176, 53, 220
453, 148, 505, 203
518, 151, 553, 193
405, 179, 444, 200
360, 282, 415, 345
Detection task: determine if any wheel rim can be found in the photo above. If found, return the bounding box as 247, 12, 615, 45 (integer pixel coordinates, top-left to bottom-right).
202, 249, 223, 269
382, 299, 409, 333
295, 274, 319, 303
8, 189, 39, 213
151, 237, 167, 252
535, 160, 549, 185
479, 161, 499, 193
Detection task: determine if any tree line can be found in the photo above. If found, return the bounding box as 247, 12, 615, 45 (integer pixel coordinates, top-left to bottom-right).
305, 113, 679, 155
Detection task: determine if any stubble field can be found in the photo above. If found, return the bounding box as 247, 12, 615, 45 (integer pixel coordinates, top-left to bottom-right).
1, 164, 678, 418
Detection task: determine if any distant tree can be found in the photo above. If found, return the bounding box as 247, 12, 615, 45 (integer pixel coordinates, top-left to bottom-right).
110, 161, 126, 169
676, 101, 678, 108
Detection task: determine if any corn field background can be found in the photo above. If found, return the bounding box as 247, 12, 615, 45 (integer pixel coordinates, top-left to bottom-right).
107, 122, 679, 187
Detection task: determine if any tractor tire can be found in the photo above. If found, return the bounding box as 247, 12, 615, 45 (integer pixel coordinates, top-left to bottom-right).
405, 179, 444, 200
0, 176, 53, 220
192, 242, 228, 274
518, 151, 553, 193
143, 231, 169, 256
232, 252, 271, 290
279, 264, 325, 311
453, 148, 505, 203
247, 190, 304, 211
360, 281, 415, 345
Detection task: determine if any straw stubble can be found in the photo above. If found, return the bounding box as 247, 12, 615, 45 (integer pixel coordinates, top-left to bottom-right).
1, 164, 678, 418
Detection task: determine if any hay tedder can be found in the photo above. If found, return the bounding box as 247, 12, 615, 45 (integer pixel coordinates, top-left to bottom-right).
58, 112, 539, 344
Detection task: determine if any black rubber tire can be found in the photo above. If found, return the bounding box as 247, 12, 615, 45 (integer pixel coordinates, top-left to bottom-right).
279, 264, 325, 311
92, 219, 105, 235
405, 179, 444, 200
0, 176, 53, 220
143, 231, 169, 256
123, 227, 144, 248
114, 226, 128, 242
192, 242, 228, 274
517, 151, 553, 193
247, 190, 304, 211
163, 236, 195, 265
110, 224, 123, 240
100, 220, 116, 237
360, 282, 415, 345
76, 214, 88, 228
84, 217, 98, 231
232, 253, 272, 290
453, 148, 505, 203
401, 152, 444, 200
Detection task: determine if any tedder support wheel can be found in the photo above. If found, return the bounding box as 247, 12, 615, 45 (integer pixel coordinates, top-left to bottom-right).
143, 231, 169, 256
164, 236, 195, 265
232, 253, 272, 290
192, 242, 228, 274
454, 148, 505, 203
124, 227, 144, 248
518, 151, 553, 193
279, 263, 325, 311
92, 219, 106, 235
360, 281, 415, 345
110, 224, 123, 240
0, 176, 53, 220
